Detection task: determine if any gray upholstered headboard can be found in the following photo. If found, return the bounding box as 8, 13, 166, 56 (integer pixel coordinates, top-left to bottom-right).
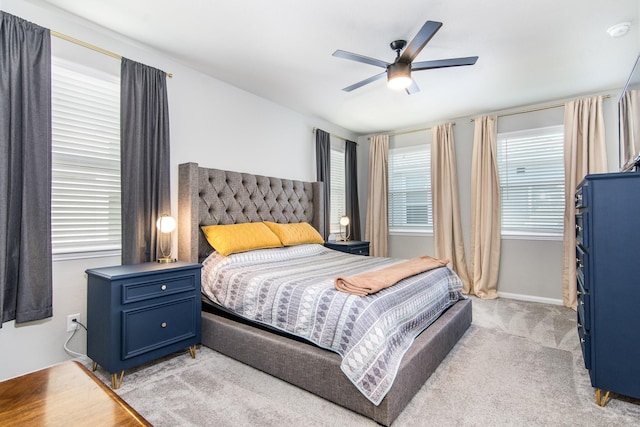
177, 162, 325, 263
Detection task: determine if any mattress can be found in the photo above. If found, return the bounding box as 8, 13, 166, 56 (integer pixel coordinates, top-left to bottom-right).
201, 243, 463, 404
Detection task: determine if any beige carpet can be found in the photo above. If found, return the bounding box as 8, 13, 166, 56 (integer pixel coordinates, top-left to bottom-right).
84, 297, 640, 426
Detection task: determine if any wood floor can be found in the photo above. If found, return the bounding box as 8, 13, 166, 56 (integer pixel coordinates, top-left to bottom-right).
0, 361, 150, 427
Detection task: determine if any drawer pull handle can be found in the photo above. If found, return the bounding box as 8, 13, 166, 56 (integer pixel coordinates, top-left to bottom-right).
580, 338, 585, 344
578, 323, 583, 328
161, 322, 167, 328
580, 300, 584, 306
161, 284, 167, 291
577, 290, 582, 296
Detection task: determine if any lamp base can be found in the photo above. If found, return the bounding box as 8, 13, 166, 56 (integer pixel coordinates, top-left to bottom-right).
157, 256, 177, 263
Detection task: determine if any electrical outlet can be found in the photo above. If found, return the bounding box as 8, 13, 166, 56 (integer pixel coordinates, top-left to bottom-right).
67, 313, 80, 332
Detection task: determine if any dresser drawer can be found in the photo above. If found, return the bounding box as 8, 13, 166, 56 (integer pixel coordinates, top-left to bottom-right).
577, 276, 590, 332
575, 212, 589, 249
122, 274, 196, 304
575, 245, 589, 292
575, 185, 587, 209
578, 324, 591, 370
121, 296, 198, 359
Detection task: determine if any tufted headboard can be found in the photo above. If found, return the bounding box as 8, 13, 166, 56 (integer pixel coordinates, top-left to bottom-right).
177, 162, 325, 263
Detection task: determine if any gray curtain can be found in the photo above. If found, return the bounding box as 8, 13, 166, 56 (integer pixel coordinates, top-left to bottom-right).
315, 129, 331, 239
121, 58, 171, 264
345, 140, 361, 241
0, 12, 52, 326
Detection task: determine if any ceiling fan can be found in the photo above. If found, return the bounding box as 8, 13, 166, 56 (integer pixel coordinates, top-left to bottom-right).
332, 20, 478, 94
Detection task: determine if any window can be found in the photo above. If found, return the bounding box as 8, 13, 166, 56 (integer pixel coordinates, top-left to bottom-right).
388, 145, 432, 233
497, 125, 564, 238
51, 58, 121, 256
329, 146, 346, 234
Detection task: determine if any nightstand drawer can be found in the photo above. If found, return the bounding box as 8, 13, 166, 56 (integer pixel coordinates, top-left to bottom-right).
325, 241, 370, 256
350, 246, 369, 256
122, 274, 196, 304
122, 296, 198, 359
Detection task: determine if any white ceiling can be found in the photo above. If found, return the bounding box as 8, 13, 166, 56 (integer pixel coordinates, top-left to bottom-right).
40, 0, 639, 135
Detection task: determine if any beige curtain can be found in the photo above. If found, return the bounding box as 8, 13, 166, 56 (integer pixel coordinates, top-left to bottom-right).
431, 123, 471, 290
562, 96, 607, 308
470, 116, 500, 299
620, 89, 640, 169
365, 135, 389, 257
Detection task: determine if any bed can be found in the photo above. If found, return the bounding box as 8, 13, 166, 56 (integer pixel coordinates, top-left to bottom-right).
177, 162, 472, 426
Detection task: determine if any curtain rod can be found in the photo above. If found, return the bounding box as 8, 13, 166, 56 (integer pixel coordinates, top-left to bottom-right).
470, 94, 611, 122
312, 127, 355, 143
51, 30, 173, 78
367, 123, 456, 140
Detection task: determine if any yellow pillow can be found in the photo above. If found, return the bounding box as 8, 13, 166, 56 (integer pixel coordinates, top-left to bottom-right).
264, 221, 324, 246
201, 222, 283, 256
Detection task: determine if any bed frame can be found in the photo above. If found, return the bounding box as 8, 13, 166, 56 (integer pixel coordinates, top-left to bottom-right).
177, 162, 472, 426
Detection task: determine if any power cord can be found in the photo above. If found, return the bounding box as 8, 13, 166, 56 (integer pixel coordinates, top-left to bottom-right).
64, 318, 88, 358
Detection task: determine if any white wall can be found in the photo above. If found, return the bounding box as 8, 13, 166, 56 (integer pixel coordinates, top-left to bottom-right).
0, 0, 355, 381
357, 92, 621, 304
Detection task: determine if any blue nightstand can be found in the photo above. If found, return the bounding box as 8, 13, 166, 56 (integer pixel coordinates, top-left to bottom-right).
86, 261, 202, 389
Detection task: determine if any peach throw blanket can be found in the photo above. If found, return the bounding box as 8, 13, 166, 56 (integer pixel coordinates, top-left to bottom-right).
334, 255, 449, 296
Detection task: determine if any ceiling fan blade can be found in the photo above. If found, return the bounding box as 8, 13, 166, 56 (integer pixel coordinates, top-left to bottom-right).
341, 71, 386, 92
399, 21, 442, 63
411, 56, 478, 71
405, 79, 420, 95
332, 50, 389, 69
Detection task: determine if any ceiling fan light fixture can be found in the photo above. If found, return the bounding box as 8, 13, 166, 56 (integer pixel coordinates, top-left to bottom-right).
334, 21, 477, 93
387, 62, 412, 90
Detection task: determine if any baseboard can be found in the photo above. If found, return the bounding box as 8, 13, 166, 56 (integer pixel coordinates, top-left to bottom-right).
497, 292, 563, 306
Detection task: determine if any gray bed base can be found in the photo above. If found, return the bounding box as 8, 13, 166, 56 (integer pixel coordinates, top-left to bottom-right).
177, 162, 472, 426
201, 299, 471, 426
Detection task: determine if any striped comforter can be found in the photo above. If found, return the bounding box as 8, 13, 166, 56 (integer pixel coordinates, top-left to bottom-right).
201, 244, 463, 405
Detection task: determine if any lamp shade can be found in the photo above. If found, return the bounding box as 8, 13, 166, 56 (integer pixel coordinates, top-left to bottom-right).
339, 215, 350, 226
156, 215, 176, 233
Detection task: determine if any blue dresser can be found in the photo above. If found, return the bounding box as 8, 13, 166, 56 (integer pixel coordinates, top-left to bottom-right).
86, 262, 202, 389
575, 172, 640, 406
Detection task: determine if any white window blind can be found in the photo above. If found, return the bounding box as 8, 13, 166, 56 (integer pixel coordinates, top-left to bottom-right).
388, 145, 432, 232
330, 146, 346, 234
497, 125, 564, 237
51, 58, 121, 255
